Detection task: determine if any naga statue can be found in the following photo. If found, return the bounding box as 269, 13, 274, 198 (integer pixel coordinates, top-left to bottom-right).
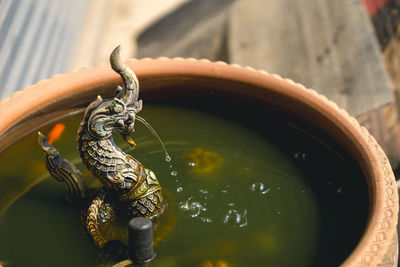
38, 46, 164, 248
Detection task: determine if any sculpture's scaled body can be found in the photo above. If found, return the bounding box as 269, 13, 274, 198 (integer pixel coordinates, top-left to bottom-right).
38, 46, 164, 248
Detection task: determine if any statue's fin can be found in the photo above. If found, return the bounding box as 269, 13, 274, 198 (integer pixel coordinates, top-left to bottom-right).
38, 132, 87, 200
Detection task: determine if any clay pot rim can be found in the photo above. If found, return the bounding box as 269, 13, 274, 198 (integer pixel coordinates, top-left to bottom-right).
0, 57, 397, 266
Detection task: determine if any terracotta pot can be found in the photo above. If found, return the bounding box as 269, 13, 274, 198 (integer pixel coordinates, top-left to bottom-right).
0, 58, 398, 266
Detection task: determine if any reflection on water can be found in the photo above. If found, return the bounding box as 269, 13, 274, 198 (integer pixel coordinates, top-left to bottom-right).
0, 104, 368, 267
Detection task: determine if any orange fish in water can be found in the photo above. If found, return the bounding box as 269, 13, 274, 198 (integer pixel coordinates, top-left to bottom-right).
199, 260, 229, 267
47, 123, 65, 144
184, 148, 222, 173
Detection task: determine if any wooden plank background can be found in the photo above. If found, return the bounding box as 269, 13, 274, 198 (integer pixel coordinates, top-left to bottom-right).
229, 0, 393, 116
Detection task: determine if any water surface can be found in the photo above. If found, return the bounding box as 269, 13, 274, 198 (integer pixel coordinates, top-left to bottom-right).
0, 104, 368, 267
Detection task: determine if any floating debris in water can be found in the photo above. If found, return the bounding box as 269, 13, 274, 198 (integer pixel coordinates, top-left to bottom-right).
183, 148, 222, 173
46, 123, 65, 144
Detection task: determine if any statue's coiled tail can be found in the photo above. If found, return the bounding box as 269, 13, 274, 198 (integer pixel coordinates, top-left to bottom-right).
38, 132, 87, 200
86, 189, 107, 248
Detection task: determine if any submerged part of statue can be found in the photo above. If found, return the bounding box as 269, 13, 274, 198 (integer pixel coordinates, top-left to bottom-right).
38, 46, 164, 248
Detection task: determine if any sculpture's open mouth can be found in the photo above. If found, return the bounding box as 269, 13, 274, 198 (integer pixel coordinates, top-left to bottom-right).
121, 132, 136, 148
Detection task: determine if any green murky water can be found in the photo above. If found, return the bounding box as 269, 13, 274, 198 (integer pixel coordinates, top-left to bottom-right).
0, 104, 368, 267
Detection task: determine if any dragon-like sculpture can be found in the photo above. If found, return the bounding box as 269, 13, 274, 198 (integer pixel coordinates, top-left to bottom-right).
38, 46, 164, 248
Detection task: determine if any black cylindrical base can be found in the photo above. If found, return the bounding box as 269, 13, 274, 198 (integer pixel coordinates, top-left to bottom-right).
128, 217, 156, 264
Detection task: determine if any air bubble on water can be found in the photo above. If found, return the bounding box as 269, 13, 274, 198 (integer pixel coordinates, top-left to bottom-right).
337, 187, 343, 194
221, 189, 228, 194
223, 209, 248, 228
165, 155, 172, 162
251, 182, 265, 192
224, 210, 236, 224
250, 182, 271, 195
171, 170, 178, 176
277, 186, 281, 191
191, 202, 207, 218
176, 186, 183, 193
261, 188, 270, 195
199, 189, 208, 194
179, 197, 208, 220
235, 213, 241, 223
179, 201, 190, 211
200, 217, 213, 223
240, 209, 248, 227
188, 162, 196, 167
294, 150, 308, 161
228, 202, 235, 207
277, 211, 281, 215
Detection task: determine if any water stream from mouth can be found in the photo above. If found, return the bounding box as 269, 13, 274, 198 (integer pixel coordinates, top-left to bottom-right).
136, 115, 171, 163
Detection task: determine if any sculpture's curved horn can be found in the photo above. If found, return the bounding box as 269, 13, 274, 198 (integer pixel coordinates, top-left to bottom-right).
110, 46, 139, 105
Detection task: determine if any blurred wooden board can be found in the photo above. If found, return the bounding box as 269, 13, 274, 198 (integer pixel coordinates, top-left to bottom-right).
229, 0, 393, 116
137, 0, 234, 61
